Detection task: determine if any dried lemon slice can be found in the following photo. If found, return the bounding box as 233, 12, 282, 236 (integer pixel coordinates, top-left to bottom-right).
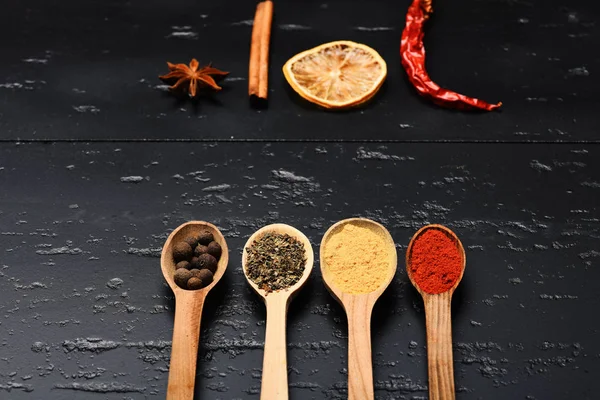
283, 40, 387, 109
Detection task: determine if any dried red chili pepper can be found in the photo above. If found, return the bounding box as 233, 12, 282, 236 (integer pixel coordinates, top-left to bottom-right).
400, 0, 502, 111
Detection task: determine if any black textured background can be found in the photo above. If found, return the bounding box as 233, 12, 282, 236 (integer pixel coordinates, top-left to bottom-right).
0, 0, 598, 399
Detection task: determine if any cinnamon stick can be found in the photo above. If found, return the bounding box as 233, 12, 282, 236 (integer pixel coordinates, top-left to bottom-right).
248, 2, 264, 97
257, 0, 273, 99
249, 0, 273, 100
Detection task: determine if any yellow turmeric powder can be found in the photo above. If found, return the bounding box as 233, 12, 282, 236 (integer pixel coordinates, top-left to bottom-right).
322, 222, 395, 294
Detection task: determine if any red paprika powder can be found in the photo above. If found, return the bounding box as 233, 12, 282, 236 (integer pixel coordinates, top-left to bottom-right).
408, 228, 463, 294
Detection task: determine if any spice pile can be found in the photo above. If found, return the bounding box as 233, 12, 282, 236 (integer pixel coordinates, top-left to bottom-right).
172, 230, 222, 290
245, 232, 306, 293
322, 222, 395, 294
408, 228, 463, 294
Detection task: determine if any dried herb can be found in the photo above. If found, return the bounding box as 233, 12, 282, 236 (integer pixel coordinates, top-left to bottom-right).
159, 59, 229, 97
245, 232, 306, 293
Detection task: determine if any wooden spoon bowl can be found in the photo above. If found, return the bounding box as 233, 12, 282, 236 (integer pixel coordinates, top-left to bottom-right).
320, 217, 397, 400
242, 223, 314, 400
405, 224, 465, 400
242, 223, 314, 301
406, 224, 465, 296
161, 221, 229, 400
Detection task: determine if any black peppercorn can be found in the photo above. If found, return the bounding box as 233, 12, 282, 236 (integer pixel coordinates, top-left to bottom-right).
172, 242, 193, 262
187, 277, 204, 290
197, 269, 214, 285
198, 253, 218, 273
176, 261, 190, 270
183, 235, 200, 248
207, 241, 222, 259
197, 230, 214, 245
174, 269, 192, 288
189, 269, 202, 278
194, 245, 208, 257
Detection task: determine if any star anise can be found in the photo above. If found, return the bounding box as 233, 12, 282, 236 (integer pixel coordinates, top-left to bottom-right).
159, 59, 229, 97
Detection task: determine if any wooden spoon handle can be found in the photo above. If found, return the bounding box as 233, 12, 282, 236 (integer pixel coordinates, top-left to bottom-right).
346, 297, 375, 400
167, 293, 205, 400
424, 292, 456, 400
260, 295, 289, 400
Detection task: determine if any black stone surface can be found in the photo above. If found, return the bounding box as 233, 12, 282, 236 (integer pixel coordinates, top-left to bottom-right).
0, 0, 598, 141
1, 143, 599, 398
1, 0, 599, 399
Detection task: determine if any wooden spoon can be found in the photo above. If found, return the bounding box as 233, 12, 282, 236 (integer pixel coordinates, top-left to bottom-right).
160, 221, 229, 400
242, 223, 314, 400
405, 224, 466, 400
320, 218, 397, 400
